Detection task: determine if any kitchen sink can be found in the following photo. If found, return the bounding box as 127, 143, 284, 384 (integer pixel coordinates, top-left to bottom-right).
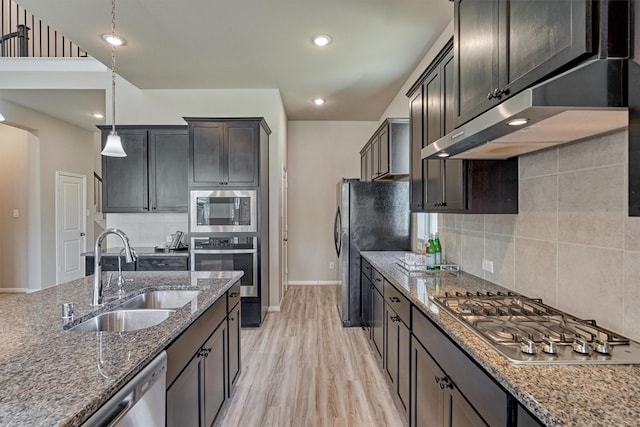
118, 290, 201, 310
66, 309, 175, 332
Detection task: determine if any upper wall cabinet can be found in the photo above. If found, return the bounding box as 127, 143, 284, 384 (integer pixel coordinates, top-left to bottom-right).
187, 118, 269, 188
360, 118, 410, 181
101, 126, 188, 213
454, 0, 596, 126
407, 41, 518, 214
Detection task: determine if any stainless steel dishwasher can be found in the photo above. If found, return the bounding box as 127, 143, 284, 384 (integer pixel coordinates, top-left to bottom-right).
83, 351, 167, 426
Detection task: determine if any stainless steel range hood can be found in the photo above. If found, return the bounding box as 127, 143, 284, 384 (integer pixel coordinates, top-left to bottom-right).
422, 59, 628, 160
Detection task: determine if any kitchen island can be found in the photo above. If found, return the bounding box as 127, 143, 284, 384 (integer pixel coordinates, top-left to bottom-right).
362, 251, 640, 426
0, 270, 242, 426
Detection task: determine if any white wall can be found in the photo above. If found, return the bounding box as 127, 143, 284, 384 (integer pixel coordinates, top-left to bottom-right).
287, 121, 378, 283
0, 125, 29, 291
0, 99, 95, 290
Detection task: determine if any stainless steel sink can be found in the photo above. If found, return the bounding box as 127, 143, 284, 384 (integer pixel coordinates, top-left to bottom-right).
66, 309, 175, 332
118, 290, 201, 310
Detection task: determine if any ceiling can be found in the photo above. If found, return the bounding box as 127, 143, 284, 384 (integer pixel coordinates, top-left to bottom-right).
7, 0, 452, 125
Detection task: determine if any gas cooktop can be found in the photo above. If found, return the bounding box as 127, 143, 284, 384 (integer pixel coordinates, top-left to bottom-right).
432, 291, 640, 365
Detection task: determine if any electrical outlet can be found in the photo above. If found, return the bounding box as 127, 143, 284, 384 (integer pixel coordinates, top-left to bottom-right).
329, 261, 335, 270
482, 259, 494, 274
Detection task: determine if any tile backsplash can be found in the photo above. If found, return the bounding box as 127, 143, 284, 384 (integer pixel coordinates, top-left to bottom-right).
439, 130, 640, 341
105, 213, 188, 248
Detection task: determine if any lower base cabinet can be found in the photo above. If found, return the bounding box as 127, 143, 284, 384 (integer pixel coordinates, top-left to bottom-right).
411, 336, 486, 427
384, 303, 410, 419
166, 284, 240, 427
371, 287, 384, 365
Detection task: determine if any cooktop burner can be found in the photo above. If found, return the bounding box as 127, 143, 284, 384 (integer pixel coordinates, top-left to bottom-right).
432, 291, 640, 365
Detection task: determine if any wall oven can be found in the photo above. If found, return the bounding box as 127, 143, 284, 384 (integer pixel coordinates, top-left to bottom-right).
191, 236, 258, 297
190, 190, 257, 233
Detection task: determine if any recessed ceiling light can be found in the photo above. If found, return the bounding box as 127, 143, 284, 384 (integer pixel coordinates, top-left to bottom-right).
312, 34, 332, 47
507, 118, 529, 126
92, 113, 105, 119
437, 152, 450, 158
101, 33, 127, 46
313, 98, 326, 106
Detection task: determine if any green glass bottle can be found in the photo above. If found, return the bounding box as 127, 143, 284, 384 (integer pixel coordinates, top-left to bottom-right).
433, 233, 442, 266
426, 234, 436, 269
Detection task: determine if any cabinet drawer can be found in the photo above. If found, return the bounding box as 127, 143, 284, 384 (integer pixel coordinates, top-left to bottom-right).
371, 268, 384, 294
166, 296, 226, 386
137, 257, 188, 271
412, 307, 508, 427
90, 256, 136, 272
361, 259, 373, 280
384, 281, 411, 327
227, 282, 241, 311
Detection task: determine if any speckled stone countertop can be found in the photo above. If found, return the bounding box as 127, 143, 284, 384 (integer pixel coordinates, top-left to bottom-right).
81, 247, 189, 257
361, 251, 640, 427
0, 270, 242, 426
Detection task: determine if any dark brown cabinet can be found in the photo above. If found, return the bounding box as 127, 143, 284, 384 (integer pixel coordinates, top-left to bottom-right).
166, 287, 240, 427
227, 284, 241, 393
383, 289, 410, 419
371, 284, 384, 366
454, 0, 595, 126
187, 118, 267, 188
100, 126, 188, 213
411, 336, 486, 427
360, 119, 410, 181
408, 40, 518, 214
84, 255, 188, 276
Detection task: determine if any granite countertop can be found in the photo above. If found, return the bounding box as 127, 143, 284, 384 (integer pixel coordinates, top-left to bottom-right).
0, 270, 242, 426
361, 251, 640, 427
81, 247, 189, 257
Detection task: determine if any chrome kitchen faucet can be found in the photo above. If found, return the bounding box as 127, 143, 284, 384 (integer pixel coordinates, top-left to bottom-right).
92, 228, 137, 306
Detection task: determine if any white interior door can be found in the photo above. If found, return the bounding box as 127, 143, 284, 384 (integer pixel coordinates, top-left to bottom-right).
56, 172, 87, 284
281, 168, 288, 295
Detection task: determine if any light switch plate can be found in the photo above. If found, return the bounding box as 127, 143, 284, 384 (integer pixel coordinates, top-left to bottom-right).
12, 209, 19, 218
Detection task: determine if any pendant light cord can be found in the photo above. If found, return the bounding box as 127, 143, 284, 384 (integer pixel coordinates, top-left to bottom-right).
110, 0, 117, 135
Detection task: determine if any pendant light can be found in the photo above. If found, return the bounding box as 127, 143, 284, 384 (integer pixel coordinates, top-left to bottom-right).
101, 0, 126, 157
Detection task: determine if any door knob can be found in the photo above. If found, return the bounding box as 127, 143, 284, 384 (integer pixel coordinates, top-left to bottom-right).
80, 232, 86, 236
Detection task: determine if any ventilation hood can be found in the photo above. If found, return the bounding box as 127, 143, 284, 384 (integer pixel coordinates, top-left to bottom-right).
422, 59, 628, 160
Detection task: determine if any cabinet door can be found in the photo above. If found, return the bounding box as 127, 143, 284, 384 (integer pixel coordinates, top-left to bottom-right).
442, 51, 456, 136
409, 88, 425, 211
148, 129, 188, 212
454, 0, 501, 126
447, 385, 488, 427
503, 0, 591, 97
371, 287, 384, 365
397, 319, 410, 417
443, 160, 466, 210
203, 324, 227, 427
384, 304, 398, 386
102, 129, 148, 212
361, 274, 373, 335
424, 160, 444, 210
378, 126, 390, 176
167, 354, 203, 427
228, 303, 241, 393
411, 336, 445, 427
424, 68, 442, 146
360, 151, 368, 181
226, 122, 259, 187
191, 122, 225, 186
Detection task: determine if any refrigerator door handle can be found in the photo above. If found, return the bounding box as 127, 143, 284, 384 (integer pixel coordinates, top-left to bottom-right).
334, 207, 341, 257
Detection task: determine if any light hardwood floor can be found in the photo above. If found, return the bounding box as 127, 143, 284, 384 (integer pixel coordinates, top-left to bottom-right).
220, 285, 404, 427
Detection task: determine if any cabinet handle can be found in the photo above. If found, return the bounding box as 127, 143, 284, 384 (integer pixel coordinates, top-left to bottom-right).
391, 315, 400, 323
230, 292, 240, 297
375, 278, 382, 282
438, 377, 454, 390
229, 317, 235, 321
389, 297, 401, 303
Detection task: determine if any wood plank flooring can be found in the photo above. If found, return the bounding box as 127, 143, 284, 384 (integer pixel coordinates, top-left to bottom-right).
220, 285, 404, 427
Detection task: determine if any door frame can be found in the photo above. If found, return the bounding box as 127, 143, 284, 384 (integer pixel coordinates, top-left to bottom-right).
55, 171, 87, 285
281, 167, 288, 296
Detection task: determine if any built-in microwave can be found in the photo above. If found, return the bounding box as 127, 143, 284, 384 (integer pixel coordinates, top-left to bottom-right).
190, 190, 257, 233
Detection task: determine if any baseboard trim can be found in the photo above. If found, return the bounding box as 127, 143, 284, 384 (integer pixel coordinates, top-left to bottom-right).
0, 288, 30, 293
267, 306, 281, 313
287, 281, 341, 286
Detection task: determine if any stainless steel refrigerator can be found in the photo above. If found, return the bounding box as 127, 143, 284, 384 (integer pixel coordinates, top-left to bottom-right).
334, 179, 410, 327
